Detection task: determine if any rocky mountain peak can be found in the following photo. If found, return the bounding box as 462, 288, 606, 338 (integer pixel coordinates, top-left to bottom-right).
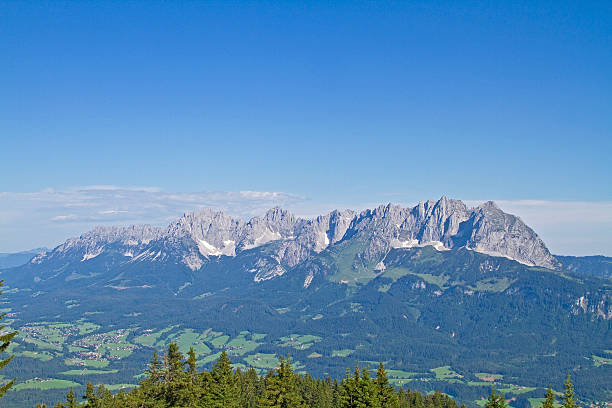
458, 202, 560, 269
34, 197, 562, 278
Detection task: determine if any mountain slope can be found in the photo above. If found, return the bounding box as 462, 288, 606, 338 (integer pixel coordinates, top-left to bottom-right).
21, 197, 559, 288
0, 198, 609, 407
0, 248, 47, 269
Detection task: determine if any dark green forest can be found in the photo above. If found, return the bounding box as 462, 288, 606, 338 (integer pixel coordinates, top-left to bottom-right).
49, 348, 459, 408
0, 246, 610, 407
31, 346, 581, 408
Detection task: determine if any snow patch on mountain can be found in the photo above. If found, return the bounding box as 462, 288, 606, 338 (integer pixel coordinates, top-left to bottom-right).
198, 239, 223, 257
390, 239, 419, 249
81, 248, 103, 261
241, 230, 283, 250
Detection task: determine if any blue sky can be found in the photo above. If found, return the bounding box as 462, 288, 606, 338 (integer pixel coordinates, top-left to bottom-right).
1, 1, 611, 254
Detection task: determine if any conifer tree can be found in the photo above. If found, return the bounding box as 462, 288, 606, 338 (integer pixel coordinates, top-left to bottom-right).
359, 365, 381, 408
84, 382, 100, 408
339, 363, 382, 408
210, 351, 240, 408
338, 366, 358, 407
55, 387, 78, 408
241, 367, 262, 408
0, 281, 17, 399
186, 347, 197, 377
561, 375, 576, 408
160, 343, 193, 407
542, 387, 556, 408
259, 357, 305, 408
376, 362, 399, 408
136, 350, 164, 406
166, 342, 184, 381
485, 387, 507, 408
146, 350, 162, 384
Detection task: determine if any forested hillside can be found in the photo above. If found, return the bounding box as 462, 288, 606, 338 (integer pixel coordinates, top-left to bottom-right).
50, 349, 459, 408
45, 347, 579, 408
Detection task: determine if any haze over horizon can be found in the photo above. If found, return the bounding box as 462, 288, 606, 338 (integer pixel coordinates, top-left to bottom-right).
1, 187, 611, 257
1, 1, 611, 255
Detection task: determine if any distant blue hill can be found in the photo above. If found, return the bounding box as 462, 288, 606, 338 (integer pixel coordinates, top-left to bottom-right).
0, 248, 47, 270
556, 255, 612, 279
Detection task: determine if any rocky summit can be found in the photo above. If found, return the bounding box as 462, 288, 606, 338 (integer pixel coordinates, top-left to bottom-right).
30, 197, 559, 284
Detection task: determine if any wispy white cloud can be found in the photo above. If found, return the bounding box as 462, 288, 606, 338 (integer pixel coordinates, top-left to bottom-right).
50, 214, 80, 221
0, 186, 304, 252
98, 210, 129, 215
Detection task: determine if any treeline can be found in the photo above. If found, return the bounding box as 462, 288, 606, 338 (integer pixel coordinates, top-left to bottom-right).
49, 343, 462, 408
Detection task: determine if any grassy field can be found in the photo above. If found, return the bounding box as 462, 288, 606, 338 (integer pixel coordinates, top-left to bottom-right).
225, 332, 261, 356
60, 369, 119, 375
475, 373, 503, 381
498, 385, 537, 394
278, 333, 322, 350
133, 326, 175, 347
13, 378, 80, 391
165, 329, 212, 357
471, 278, 516, 293
381, 268, 451, 289
431, 366, 463, 381
15, 350, 54, 361
103, 383, 138, 391
413, 273, 450, 289
328, 241, 377, 285
210, 335, 230, 348
592, 354, 612, 367
332, 349, 355, 357
244, 353, 280, 371
381, 267, 413, 282
387, 369, 420, 386
65, 358, 109, 368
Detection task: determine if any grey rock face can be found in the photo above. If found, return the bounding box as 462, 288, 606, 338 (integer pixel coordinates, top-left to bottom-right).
34, 225, 164, 264
457, 201, 560, 269
34, 197, 560, 280
338, 197, 558, 269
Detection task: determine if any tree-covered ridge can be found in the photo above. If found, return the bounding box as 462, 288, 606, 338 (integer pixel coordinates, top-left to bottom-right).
51, 345, 462, 408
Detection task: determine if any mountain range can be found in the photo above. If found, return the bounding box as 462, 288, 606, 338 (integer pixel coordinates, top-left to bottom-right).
24, 197, 561, 284
0, 197, 610, 407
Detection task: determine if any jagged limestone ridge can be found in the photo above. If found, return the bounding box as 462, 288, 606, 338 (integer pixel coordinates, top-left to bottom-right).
33, 197, 560, 276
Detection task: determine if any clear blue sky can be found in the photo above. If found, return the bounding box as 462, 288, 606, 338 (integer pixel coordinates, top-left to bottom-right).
1, 1, 611, 254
